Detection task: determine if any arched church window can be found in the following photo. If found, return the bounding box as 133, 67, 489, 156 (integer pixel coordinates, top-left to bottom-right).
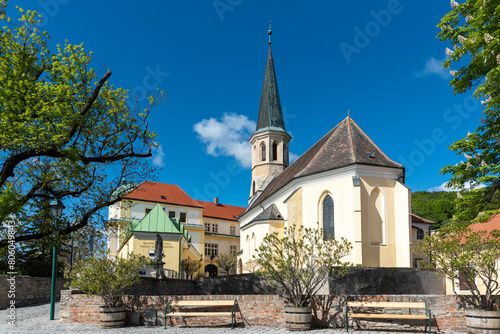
369, 187, 385, 245
283, 143, 288, 165
272, 142, 278, 161
261, 143, 266, 162
252, 181, 256, 195
322, 195, 334, 239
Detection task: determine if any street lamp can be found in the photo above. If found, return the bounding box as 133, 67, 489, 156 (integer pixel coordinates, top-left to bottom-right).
49, 198, 65, 321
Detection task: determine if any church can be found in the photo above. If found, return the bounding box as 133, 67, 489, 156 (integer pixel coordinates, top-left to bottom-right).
237, 28, 412, 272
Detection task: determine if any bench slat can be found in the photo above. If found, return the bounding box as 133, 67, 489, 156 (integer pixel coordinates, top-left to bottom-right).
347, 302, 426, 309
166, 312, 233, 317
170, 301, 235, 306
348, 313, 429, 320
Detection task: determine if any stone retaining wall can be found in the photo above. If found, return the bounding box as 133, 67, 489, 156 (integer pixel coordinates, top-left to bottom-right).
60, 291, 467, 333
0, 275, 70, 309
124, 269, 445, 296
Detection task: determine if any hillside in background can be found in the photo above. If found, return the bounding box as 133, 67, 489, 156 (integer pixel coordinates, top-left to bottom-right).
411, 191, 457, 229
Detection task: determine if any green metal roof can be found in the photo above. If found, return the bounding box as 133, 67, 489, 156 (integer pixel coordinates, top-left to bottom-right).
125, 203, 192, 242
131, 204, 176, 233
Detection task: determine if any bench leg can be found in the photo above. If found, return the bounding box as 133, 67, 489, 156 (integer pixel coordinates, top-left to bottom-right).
428, 311, 432, 334
231, 304, 235, 329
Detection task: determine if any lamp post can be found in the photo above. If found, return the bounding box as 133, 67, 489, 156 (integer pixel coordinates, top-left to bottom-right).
49, 198, 65, 321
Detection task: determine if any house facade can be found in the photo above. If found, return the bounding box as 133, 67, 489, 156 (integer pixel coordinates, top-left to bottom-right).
108, 181, 244, 277
238, 29, 412, 272
410, 213, 434, 268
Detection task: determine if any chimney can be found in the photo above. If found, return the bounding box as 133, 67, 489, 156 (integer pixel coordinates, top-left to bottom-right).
213, 198, 219, 206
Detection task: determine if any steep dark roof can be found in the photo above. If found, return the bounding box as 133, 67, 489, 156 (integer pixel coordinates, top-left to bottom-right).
243, 117, 403, 215
250, 204, 283, 223
256, 44, 286, 133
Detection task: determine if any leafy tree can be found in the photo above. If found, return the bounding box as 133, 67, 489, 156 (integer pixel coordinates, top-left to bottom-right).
69, 252, 145, 307
415, 224, 500, 311
439, 0, 500, 222
0, 1, 164, 249
215, 251, 237, 275
180, 258, 202, 279
254, 224, 352, 307
411, 191, 457, 229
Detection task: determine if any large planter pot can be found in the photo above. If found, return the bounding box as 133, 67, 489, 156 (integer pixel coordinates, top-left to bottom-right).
465, 310, 500, 334
284, 306, 312, 331
99, 306, 126, 328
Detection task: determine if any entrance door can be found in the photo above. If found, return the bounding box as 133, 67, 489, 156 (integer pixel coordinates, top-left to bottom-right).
204, 264, 218, 277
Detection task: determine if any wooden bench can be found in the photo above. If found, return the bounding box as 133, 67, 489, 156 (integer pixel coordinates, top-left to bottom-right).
345, 301, 431, 333
164, 300, 238, 329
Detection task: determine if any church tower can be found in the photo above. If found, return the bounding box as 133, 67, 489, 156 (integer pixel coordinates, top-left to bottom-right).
249, 23, 291, 203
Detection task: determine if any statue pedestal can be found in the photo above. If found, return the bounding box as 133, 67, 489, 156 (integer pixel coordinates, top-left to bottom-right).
152, 261, 166, 279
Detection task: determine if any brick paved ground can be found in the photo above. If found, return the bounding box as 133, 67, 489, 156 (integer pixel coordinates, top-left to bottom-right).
0, 302, 468, 334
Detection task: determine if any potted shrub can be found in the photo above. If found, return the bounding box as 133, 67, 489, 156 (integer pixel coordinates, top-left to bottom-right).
254, 224, 352, 331
416, 224, 500, 333
69, 252, 145, 328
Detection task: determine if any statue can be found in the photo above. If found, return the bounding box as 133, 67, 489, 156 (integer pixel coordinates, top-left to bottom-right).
154, 233, 163, 262
152, 233, 166, 279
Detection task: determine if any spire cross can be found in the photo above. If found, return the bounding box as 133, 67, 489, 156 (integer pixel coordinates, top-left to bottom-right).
348, 109, 351, 117
268, 20, 272, 44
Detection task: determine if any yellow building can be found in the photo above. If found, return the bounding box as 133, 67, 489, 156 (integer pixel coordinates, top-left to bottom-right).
108, 181, 244, 278
238, 29, 412, 272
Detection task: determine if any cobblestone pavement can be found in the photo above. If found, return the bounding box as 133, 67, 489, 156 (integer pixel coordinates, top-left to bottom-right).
0, 302, 466, 334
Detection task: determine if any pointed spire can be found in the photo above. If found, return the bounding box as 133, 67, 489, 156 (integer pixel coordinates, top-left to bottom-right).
256, 22, 286, 133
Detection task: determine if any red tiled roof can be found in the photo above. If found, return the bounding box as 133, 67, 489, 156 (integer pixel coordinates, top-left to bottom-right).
196, 200, 245, 221
124, 181, 203, 208
411, 214, 435, 225
468, 213, 500, 233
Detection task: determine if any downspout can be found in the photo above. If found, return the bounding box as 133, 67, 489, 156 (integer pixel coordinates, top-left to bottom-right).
178, 236, 182, 279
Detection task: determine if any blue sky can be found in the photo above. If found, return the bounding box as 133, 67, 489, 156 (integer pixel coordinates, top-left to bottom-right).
13, 0, 481, 208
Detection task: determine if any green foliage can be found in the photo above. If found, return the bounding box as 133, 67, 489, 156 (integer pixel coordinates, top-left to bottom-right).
0, 1, 165, 250
255, 224, 352, 307
438, 0, 500, 222
215, 251, 237, 275
69, 252, 145, 307
411, 191, 457, 229
180, 258, 202, 279
415, 224, 500, 311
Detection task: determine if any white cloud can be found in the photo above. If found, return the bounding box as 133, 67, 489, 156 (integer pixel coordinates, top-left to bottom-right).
417, 57, 450, 79
152, 146, 165, 167
428, 181, 486, 192
290, 152, 300, 163
194, 113, 256, 168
